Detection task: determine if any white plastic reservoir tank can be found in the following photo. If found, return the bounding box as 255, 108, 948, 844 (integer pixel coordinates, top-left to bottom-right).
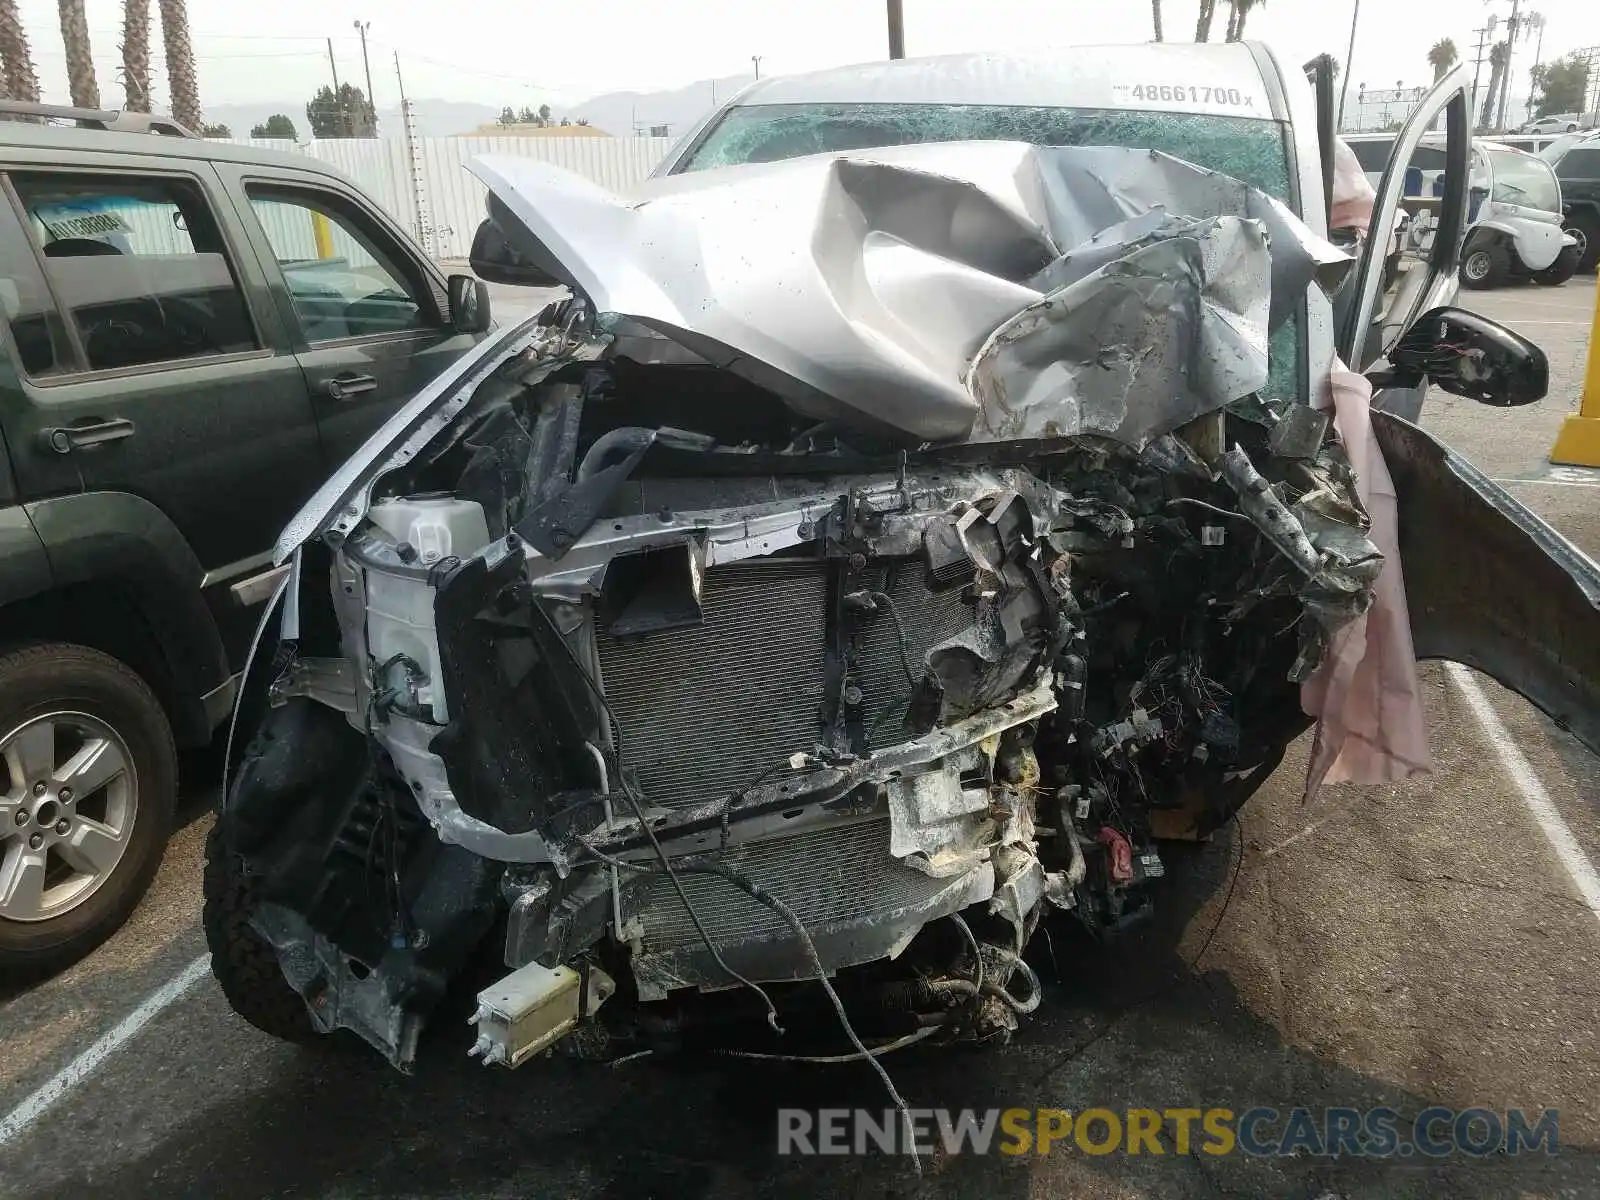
364, 495, 491, 722
367, 493, 491, 567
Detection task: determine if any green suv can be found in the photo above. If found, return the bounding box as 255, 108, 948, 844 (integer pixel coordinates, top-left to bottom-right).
0, 102, 492, 976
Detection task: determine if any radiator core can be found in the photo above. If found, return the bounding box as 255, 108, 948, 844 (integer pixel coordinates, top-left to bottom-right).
596, 559, 829, 811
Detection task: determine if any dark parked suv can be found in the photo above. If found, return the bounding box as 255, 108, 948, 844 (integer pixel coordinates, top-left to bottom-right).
0, 102, 491, 975
1547, 135, 1600, 271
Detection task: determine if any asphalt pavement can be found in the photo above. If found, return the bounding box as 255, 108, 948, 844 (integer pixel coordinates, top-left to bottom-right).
2, 279, 1599, 1199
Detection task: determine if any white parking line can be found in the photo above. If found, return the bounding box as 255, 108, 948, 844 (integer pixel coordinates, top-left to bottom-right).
1445, 663, 1600, 925
0, 954, 210, 1150
1494, 478, 1600, 488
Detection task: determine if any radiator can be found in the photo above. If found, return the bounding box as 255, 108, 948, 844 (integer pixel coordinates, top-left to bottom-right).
596, 559, 829, 811
636, 817, 938, 949
632, 814, 987, 990
596, 554, 981, 810
855, 561, 976, 749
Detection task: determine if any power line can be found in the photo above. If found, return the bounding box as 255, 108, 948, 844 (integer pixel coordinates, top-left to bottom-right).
390, 51, 556, 91
34, 48, 326, 60
81, 29, 356, 43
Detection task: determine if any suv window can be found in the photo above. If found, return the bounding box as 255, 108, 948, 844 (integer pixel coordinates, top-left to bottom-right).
1346, 139, 1393, 173
246, 185, 428, 342
0, 197, 74, 377
9, 171, 258, 373
1556, 147, 1600, 181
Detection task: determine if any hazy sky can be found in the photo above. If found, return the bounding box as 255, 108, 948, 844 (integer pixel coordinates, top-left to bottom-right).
13, 0, 1599, 114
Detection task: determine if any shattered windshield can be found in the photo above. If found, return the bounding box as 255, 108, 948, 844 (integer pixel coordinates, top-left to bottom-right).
681, 102, 1302, 401
680, 103, 1292, 196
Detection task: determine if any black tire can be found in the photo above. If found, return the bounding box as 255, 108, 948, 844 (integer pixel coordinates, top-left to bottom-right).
1534, 244, 1581, 286
0, 643, 176, 980
1567, 210, 1600, 273
202, 819, 314, 1042
1460, 237, 1510, 289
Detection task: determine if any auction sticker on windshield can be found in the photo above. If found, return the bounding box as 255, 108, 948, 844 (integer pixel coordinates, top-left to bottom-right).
1112, 83, 1258, 111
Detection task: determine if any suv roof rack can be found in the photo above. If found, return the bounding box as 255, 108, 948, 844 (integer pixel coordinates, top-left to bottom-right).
0, 99, 199, 138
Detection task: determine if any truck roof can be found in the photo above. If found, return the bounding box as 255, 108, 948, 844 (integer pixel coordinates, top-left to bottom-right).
725, 43, 1284, 121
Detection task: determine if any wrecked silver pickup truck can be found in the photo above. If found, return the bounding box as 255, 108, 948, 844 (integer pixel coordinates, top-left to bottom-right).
205, 47, 1600, 1079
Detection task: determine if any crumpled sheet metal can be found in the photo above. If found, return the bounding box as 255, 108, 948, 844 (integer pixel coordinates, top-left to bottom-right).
970, 216, 1271, 442
468, 142, 1348, 449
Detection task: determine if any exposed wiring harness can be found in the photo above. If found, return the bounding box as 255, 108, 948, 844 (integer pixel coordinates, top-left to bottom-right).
528, 598, 926, 1173
716, 1026, 939, 1063
579, 834, 925, 1174
870, 589, 919, 689
1165, 497, 1249, 521
948, 912, 985, 995
1025, 818, 1245, 1089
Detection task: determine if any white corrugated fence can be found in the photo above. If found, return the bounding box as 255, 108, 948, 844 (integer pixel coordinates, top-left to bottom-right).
218, 134, 675, 260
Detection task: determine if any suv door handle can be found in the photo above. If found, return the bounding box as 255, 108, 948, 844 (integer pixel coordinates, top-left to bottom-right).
324, 373, 379, 401
39, 418, 136, 454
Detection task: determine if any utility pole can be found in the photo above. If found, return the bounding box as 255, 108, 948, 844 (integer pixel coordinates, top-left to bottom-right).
1337, 0, 1361, 129
354, 19, 377, 136
1470, 24, 1490, 131
751, 55, 761, 80
888, 0, 905, 59
326, 37, 350, 137
395, 52, 433, 256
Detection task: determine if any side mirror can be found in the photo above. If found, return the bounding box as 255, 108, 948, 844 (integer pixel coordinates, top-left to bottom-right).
447, 274, 492, 334
1384, 306, 1548, 406
468, 216, 565, 289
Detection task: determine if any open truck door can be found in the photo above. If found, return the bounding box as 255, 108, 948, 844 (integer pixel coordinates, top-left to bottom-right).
1334, 66, 1600, 760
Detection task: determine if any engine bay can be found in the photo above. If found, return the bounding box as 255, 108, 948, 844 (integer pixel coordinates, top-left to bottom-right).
224, 306, 1381, 1071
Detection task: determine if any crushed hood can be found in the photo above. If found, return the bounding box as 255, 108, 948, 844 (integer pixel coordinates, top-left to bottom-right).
468, 141, 1348, 447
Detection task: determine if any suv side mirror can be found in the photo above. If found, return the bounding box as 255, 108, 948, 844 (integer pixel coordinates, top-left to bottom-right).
447, 274, 492, 334
1383, 306, 1548, 406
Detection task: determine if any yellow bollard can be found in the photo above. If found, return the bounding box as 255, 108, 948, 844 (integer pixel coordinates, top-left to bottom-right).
310, 210, 335, 260
1549, 279, 1600, 467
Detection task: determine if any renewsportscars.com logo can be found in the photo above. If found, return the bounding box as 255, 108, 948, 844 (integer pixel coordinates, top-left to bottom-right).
776, 1106, 1560, 1158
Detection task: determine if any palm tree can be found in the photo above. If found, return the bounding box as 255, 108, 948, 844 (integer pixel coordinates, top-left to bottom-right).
58, 0, 100, 108
1194, 0, 1220, 41
121, 0, 152, 112
1427, 37, 1459, 83
1226, 0, 1264, 43
1480, 40, 1509, 131
158, 0, 200, 130
1151, 0, 1164, 42
0, 0, 41, 102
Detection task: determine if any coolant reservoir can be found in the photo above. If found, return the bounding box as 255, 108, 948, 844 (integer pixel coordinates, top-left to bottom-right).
364, 495, 491, 723
367, 493, 491, 567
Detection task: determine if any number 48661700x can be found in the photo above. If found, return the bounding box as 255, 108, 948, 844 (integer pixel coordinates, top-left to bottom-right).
1131, 84, 1249, 106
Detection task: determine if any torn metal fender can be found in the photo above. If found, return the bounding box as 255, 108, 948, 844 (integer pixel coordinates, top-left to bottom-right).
1375, 411, 1600, 758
